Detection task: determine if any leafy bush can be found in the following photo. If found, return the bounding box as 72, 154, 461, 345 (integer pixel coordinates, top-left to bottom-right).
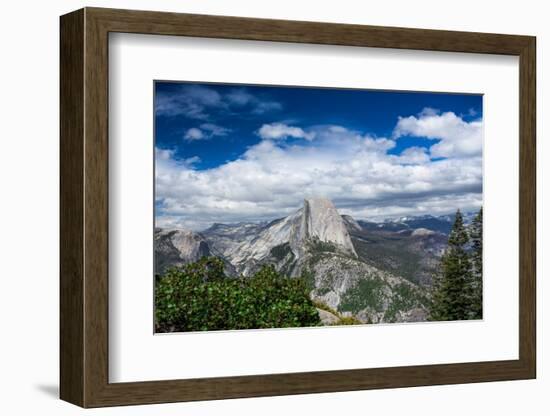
155, 257, 321, 332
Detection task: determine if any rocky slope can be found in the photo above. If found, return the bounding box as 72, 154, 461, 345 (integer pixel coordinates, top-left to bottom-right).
296, 198, 357, 257
347, 223, 447, 287
154, 229, 211, 274
202, 198, 356, 276
304, 251, 427, 323
155, 198, 442, 324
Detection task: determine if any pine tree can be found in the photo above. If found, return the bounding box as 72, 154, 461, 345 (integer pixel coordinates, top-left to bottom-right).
469, 207, 483, 319
430, 210, 473, 321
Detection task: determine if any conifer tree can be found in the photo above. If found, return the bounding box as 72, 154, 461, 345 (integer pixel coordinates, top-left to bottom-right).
469, 207, 483, 319
430, 210, 473, 321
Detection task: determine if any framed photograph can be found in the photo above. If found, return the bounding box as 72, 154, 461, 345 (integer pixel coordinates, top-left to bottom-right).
60, 7, 536, 408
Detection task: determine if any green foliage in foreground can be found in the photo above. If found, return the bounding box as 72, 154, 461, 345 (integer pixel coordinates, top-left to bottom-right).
155, 257, 321, 332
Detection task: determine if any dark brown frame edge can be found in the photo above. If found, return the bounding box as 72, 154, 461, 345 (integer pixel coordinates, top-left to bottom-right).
60, 7, 536, 408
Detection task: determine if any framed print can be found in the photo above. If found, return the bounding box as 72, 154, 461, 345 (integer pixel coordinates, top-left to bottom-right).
60, 7, 536, 408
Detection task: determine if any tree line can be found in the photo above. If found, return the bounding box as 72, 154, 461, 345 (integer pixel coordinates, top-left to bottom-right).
430, 208, 483, 321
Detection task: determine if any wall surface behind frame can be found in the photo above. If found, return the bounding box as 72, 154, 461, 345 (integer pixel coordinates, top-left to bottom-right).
0, 0, 546, 414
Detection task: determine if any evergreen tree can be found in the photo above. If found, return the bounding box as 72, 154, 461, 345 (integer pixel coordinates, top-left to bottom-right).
430, 210, 473, 321
469, 207, 483, 319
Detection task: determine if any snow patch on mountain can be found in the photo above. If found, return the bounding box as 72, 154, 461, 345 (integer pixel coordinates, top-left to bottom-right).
411, 227, 436, 236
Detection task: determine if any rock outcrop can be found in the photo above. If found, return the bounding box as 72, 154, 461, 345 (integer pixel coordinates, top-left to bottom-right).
154, 229, 211, 274
202, 197, 356, 275
289, 198, 356, 258
316, 308, 340, 325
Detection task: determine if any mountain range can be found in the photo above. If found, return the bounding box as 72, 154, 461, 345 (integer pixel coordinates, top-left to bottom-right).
155, 198, 468, 324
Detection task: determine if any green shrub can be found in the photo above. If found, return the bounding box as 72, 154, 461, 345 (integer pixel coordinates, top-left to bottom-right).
270, 243, 292, 260
312, 299, 364, 326
312, 299, 339, 316
335, 316, 363, 325
383, 283, 427, 322
339, 275, 385, 313
155, 257, 321, 332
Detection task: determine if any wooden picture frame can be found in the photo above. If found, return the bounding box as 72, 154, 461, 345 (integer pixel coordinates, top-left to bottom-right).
60, 7, 536, 408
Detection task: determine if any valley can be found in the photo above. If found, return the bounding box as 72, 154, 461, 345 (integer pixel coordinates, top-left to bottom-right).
155, 198, 467, 325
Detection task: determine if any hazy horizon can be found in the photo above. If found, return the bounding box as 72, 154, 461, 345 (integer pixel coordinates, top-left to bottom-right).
155, 198, 481, 232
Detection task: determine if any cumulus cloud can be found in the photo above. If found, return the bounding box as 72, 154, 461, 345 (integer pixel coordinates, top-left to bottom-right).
393, 108, 483, 158
156, 147, 200, 167
394, 146, 430, 165
156, 84, 282, 120
257, 123, 316, 141
156, 119, 482, 230
184, 127, 205, 141
155, 147, 175, 161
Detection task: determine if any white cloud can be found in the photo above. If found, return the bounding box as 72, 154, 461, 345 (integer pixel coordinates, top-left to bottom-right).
394, 146, 430, 165
257, 123, 316, 141
156, 147, 200, 167
184, 123, 231, 141
393, 108, 482, 158
155, 147, 175, 161
156, 120, 482, 230
225, 89, 252, 106
184, 127, 205, 141
418, 107, 440, 117
200, 123, 230, 137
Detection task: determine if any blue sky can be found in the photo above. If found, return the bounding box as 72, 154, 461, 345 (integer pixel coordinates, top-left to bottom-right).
154, 81, 483, 230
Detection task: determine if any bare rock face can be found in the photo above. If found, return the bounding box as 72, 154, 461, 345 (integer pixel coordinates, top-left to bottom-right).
202, 197, 357, 275
289, 198, 357, 258
303, 252, 426, 324
316, 308, 340, 325
233, 210, 302, 270
401, 308, 428, 322
341, 214, 362, 232
154, 229, 211, 274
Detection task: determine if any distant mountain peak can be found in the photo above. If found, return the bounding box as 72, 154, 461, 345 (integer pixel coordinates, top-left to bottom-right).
341, 214, 362, 231
304, 196, 332, 206
293, 198, 357, 257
